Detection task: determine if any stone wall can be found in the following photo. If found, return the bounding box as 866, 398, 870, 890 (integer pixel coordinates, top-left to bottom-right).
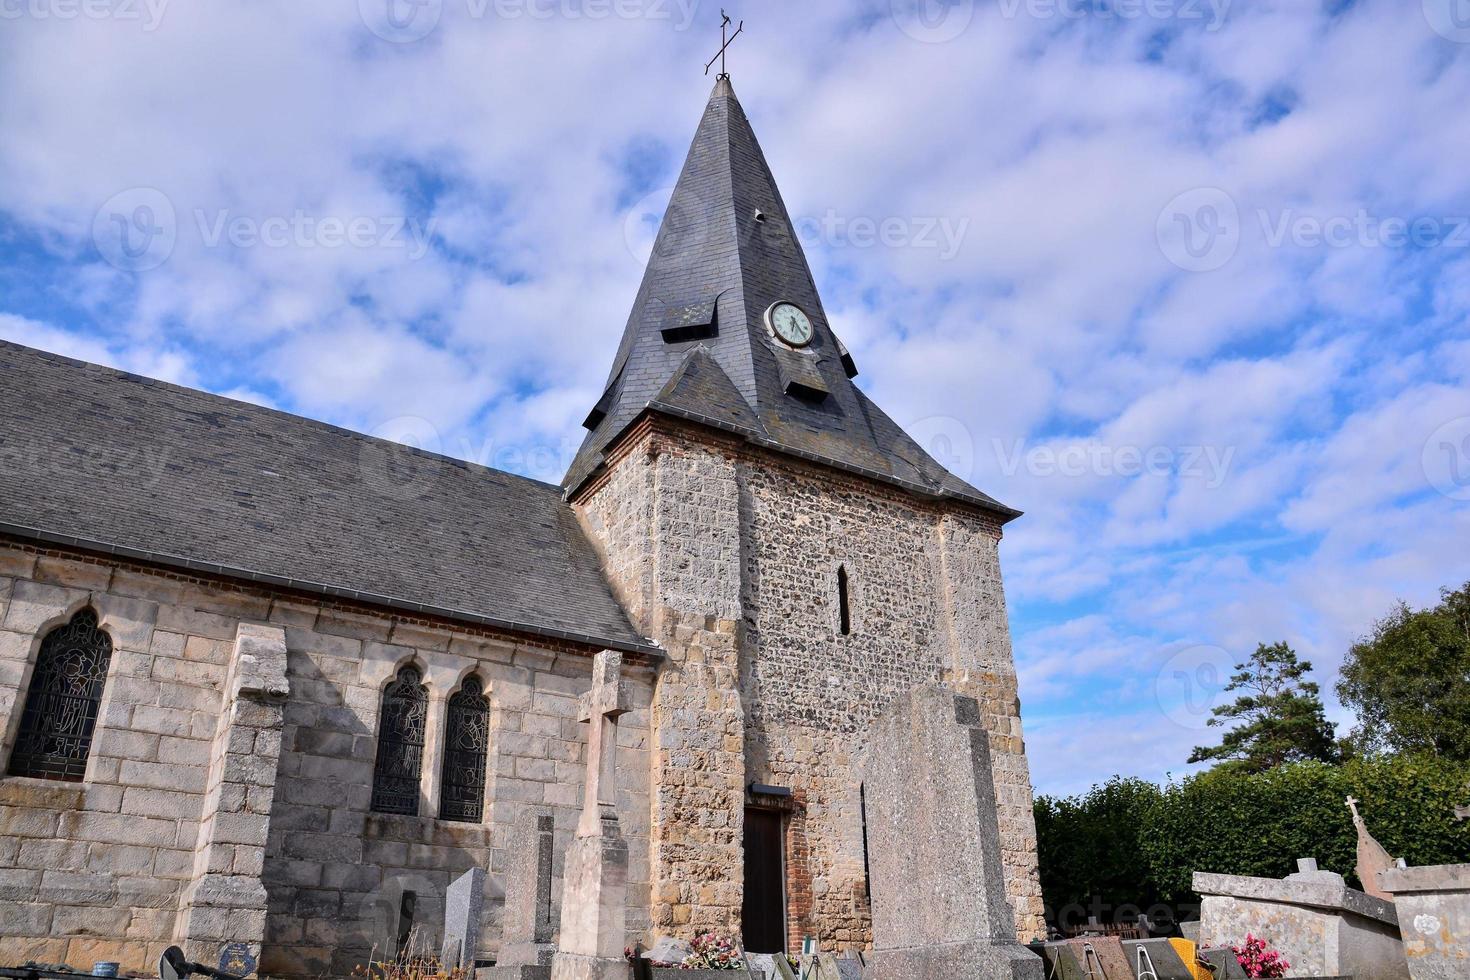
575, 422, 748, 938
0, 540, 655, 976
573, 418, 1044, 952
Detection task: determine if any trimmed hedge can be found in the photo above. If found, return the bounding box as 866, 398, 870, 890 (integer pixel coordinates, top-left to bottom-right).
1035, 755, 1470, 921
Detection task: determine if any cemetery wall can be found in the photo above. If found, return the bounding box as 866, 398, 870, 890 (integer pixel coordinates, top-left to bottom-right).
0, 539, 656, 977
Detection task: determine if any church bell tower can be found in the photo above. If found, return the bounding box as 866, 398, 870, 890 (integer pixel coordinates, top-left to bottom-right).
565, 76, 1044, 952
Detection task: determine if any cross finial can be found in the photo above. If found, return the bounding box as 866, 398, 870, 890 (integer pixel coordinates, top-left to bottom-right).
704, 10, 744, 79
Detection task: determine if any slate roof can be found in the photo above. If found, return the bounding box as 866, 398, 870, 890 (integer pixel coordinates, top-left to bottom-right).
0, 340, 657, 656
564, 77, 1019, 522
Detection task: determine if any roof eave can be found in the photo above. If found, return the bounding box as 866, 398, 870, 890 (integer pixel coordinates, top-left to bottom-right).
0, 521, 665, 660
565, 402, 1023, 525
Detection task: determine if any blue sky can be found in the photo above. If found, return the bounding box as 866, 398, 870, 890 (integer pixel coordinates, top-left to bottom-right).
2, 0, 1469, 796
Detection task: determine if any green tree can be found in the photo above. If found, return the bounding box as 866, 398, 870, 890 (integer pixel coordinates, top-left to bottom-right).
1337, 582, 1470, 760
1187, 642, 1337, 773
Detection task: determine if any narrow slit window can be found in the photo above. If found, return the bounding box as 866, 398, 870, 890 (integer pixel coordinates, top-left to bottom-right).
837, 565, 851, 636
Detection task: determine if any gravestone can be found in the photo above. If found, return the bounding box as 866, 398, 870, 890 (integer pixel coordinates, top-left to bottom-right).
497, 808, 557, 976
800, 953, 841, 980
744, 953, 775, 979
1065, 936, 1131, 978
1119, 938, 1195, 980
550, 651, 632, 980
644, 937, 691, 966
834, 956, 863, 980
443, 867, 487, 969
771, 954, 797, 980
1028, 942, 1084, 979
860, 685, 1043, 980
1197, 946, 1248, 979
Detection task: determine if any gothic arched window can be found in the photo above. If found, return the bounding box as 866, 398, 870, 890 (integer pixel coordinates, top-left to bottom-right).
439, 675, 490, 823
370, 666, 428, 816
8, 608, 113, 781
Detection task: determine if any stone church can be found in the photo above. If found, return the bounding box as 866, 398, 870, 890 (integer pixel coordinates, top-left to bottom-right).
0, 78, 1043, 975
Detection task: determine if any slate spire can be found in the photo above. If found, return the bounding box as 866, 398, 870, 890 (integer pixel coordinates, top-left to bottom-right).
564, 77, 1015, 520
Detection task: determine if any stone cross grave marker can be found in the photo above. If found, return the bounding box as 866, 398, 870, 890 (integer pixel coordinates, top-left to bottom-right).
442, 867, 486, 968
1347, 795, 1397, 901
550, 650, 632, 980
1454, 783, 1470, 822
575, 650, 631, 837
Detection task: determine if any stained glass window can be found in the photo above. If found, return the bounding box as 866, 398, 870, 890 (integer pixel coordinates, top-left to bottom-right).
439, 675, 489, 822
370, 666, 428, 815
8, 609, 113, 781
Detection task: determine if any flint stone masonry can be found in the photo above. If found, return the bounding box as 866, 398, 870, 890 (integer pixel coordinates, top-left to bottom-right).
1380, 862, 1470, 980
573, 420, 1043, 950
859, 685, 1042, 980
1194, 868, 1408, 980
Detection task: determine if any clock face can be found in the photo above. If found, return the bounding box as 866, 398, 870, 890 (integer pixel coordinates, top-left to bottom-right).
768, 301, 814, 348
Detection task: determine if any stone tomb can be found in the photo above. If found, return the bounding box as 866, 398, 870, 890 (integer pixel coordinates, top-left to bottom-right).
1195, 861, 1407, 980
861, 685, 1042, 980
1381, 862, 1470, 980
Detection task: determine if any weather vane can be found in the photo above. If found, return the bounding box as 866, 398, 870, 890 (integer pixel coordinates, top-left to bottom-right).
704, 10, 744, 79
